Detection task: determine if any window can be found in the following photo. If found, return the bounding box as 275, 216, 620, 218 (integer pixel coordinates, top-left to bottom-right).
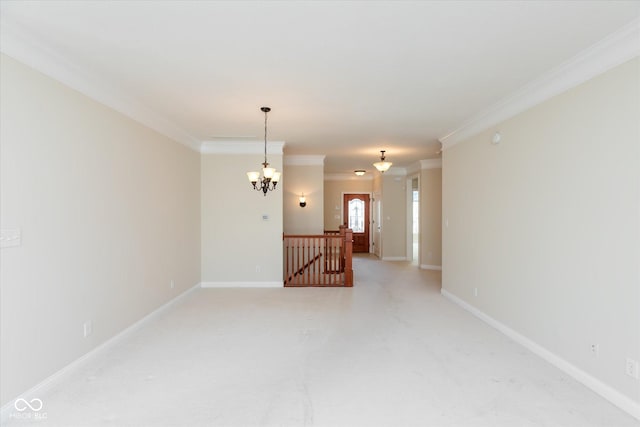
348, 199, 365, 232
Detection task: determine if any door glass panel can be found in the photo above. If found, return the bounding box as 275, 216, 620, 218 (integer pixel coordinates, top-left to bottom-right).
348, 199, 365, 232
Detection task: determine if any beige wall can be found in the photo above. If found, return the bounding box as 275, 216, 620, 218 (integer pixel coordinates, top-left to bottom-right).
283, 164, 324, 234
201, 153, 283, 285
323, 178, 373, 230
0, 54, 201, 405
381, 174, 407, 260
442, 58, 639, 404
420, 168, 442, 268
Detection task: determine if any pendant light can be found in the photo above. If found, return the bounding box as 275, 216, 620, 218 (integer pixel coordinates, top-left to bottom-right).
247, 107, 281, 195
373, 150, 392, 173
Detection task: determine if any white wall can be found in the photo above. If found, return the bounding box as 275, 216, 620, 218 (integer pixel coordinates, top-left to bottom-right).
201, 153, 283, 285
0, 54, 201, 406
442, 58, 639, 405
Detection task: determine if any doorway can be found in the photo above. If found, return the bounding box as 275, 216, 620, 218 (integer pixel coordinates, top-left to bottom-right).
407, 176, 419, 264
343, 193, 370, 253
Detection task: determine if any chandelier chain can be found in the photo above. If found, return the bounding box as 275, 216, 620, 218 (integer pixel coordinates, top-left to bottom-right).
264, 109, 268, 164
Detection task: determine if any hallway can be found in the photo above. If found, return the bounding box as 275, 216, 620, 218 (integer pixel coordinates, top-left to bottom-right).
5, 256, 637, 426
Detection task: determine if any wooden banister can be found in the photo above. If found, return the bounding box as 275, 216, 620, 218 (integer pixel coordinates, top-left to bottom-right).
286, 252, 322, 283
283, 228, 354, 287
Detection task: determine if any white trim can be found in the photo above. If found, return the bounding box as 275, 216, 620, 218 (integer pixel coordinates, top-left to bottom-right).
439, 18, 640, 150
324, 173, 373, 181
406, 161, 421, 176
407, 159, 443, 175
0, 19, 201, 151
406, 174, 419, 261
341, 192, 374, 253
420, 264, 442, 271
381, 256, 409, 261
200, 141, 285, 155
383, 167, 407, 176
420, 159, 442, 169
200, 281, 283, 288
441, 288, 640, 421
284, 155, 325, 166
0, 282, 201, 423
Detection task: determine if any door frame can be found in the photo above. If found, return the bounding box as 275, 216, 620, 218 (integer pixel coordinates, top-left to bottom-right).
341, 192, 373, 253
406, 174, 420, 263
372, 191, 382, 258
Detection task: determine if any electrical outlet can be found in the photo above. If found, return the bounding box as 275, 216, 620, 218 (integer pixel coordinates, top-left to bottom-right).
256, 265, 261, 273
83, 321, 92, 338
170, 280, 175, 289
473, 287, 478, 297
626, 358, 639, 379
590, 344, 599, 358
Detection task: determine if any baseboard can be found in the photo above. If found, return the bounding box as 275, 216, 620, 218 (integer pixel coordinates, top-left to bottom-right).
200, 281, 283, 288
381, 257, 408, 261
420, 264, 442, 271
440, 288, 640, 421
1, 282, 201, 423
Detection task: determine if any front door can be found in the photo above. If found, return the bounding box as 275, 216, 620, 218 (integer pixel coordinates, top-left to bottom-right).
343, 194, 370, 253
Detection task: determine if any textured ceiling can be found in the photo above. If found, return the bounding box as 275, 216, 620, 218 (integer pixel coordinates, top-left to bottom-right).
1, 1, 638, 172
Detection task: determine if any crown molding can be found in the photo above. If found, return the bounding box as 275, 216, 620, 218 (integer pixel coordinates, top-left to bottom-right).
324, 173, 373, 181
284, 155, 325, 166
439, 18, 640, 150
0, 19, 201, 151
406, 158, 443, 175
385, 167, 407, 176
406, 161, 421, 176
420, 159, 443, 169
200, 141, 285, 155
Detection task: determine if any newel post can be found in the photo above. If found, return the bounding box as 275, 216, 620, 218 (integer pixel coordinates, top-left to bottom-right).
344, 228, 353, 287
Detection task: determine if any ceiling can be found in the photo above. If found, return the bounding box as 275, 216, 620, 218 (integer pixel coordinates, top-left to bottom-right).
1, 1, 638, 173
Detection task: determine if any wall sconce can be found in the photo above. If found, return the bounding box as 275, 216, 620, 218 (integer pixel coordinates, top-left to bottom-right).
299, 193, 307, 208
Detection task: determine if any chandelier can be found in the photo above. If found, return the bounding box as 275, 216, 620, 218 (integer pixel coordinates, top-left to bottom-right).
373, 150, 392, 173
247, 107, 281, 195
